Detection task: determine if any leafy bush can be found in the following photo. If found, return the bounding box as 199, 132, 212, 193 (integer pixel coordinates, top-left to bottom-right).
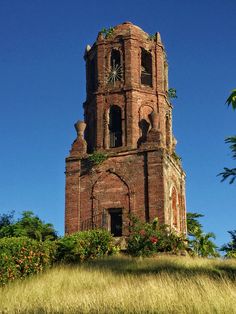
0, 237, 56, 285
88, 152, 107, 166
127, 216, 186, 257
0, 229, 117, 285
56, 229, 116, 263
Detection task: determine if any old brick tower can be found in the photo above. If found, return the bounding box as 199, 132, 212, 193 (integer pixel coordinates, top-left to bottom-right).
65, 22, 187, 236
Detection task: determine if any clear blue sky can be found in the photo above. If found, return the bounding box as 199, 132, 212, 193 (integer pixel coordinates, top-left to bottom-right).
0, 0, 235, 247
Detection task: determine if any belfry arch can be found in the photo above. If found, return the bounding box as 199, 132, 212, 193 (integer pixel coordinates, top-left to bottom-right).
109, 105, 122, 148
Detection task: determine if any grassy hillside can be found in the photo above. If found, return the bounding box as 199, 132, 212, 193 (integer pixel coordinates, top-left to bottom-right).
0, 255, 236, 313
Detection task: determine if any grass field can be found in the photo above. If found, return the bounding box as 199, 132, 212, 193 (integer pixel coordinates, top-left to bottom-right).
0, 255, 236, 313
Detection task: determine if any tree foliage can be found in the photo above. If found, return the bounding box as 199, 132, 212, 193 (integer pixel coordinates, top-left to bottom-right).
221, 230, 236, 258
186, 212, 203, 236
225, 89, 236, 110
0, 211, 57, 241
219, 90, 236, 184
190, 231, 218, 258
187, 212, 219, 257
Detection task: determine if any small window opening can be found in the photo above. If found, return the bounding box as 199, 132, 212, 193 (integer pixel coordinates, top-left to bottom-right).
88, 57, 97, 92
141, 48, 152, 86
109, 105, 122, 148
109, 208, 122, 237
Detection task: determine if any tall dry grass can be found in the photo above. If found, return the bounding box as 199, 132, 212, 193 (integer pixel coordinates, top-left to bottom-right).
0, 255, 236, 313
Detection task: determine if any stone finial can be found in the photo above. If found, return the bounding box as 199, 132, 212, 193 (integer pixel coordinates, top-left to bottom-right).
75, 120, 86, 138
70, 120, 87, 157
86, 45, 91, 52
156, 32, 162, 43
84, 45, 91, 59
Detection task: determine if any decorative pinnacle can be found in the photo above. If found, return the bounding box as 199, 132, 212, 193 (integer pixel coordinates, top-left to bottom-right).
86, 45, 91, 52
74, 121, 86, 138
156, 32, 162, 43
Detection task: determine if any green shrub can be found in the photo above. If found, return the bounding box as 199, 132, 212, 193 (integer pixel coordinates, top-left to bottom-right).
0, 237, 56, 285
88, 152, 107, 166
56, 229, 115, 263
100, 27, 115, 38
127, 216, 186, 257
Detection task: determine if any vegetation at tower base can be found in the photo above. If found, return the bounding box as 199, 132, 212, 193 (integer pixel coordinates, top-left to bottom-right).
55, 229, 116, 263
127, 216, 187, 257
127, 212, 218, 258
0, 237, 56, 285
187, 212, 219, 257
219, 89, 236, 184
0, 229, 116, 286
0, 210, 57, 241
221, 230, 236, 258
0, 210, 117, 285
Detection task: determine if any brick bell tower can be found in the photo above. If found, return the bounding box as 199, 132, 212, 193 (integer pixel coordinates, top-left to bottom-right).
65, 22, 187, 236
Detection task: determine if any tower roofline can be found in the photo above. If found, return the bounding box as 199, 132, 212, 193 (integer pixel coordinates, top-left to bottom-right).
96, 21, 151, 42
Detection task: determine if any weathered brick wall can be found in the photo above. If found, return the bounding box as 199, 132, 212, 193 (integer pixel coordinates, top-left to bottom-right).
65, 158, 81, 234
65, 148, 186, 236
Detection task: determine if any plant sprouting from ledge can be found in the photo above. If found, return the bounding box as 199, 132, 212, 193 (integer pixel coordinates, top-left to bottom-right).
88, 152, 107, 166
168, 88, 177, 99
100, 27, 115, 39
172, 151, 182, 162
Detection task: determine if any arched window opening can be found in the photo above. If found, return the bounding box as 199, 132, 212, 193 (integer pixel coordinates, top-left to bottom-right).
111, 49, 121, 68
172, 187, 178, 228
109, 105, 122, 148
86, 113, 96, 154
141, 48, 152, 87
109, 49, 122, 82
